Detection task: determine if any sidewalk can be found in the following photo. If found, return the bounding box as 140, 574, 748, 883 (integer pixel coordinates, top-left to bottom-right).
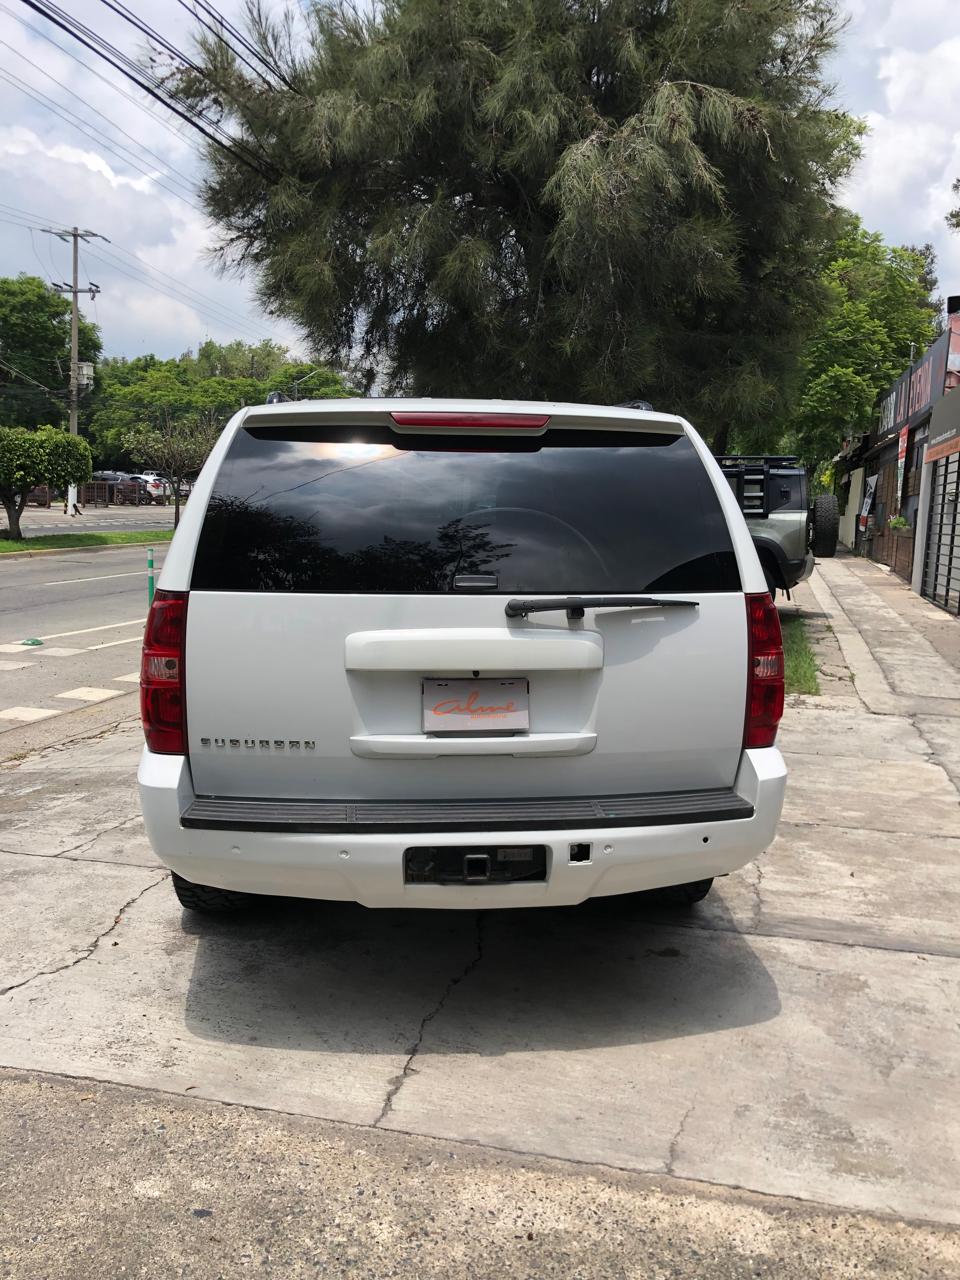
790, 551, 960, 789
1, 556, 959, 1276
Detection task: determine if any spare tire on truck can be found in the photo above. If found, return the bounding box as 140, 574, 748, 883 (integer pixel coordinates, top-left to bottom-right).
810, 493, 839, 557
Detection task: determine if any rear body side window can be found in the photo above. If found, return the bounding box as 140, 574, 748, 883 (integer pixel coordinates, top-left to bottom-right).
190, 425, 741, 594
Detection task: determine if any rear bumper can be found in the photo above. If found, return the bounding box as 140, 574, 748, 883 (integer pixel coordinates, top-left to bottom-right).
138, 749, 787, 909
784, 551, 815, 589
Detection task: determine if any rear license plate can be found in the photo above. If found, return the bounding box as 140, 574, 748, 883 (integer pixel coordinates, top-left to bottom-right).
422, 678, 529, 733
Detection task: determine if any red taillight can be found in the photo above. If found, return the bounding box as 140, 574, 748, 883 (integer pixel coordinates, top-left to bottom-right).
744, 592, 784, 749
141, 589, 187, 754
389, 411, 550, 430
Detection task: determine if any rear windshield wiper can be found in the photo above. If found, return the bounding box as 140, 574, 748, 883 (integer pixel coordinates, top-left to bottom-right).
505, 597, 699, 620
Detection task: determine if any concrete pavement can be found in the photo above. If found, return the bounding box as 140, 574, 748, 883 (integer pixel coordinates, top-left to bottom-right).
2, 1071, 956, 1280
1, 553, 959, 1274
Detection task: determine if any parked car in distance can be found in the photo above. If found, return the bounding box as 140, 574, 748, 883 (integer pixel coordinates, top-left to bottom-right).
139, 398, 788, 918
130, 473, 171, 504
716, 456, 839, 596
114, 477, 152, 505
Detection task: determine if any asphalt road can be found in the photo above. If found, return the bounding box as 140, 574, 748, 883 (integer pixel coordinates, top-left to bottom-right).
0, 544, 168, 733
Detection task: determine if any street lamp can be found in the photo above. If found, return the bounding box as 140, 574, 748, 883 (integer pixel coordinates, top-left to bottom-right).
290, 369, 324, 400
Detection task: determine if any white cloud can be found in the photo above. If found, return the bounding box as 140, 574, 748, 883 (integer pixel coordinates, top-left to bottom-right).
833, 5, 960, 294
0, 1, 304, 359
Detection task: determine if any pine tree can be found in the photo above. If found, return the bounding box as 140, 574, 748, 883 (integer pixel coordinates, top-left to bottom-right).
178, 0, 859, 449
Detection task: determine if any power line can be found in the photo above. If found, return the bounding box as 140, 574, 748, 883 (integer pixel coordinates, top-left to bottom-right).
0, 36, 199, 198
95, 0, 204, 75
27, 226, 54, 281
172, 0, 276, 91
198, 0, 296, 86
80, 244, 284, 345
0, 354, 62, 394
17, 0, 278, 179
0, 65, 206, 212
0, 0, 192, 149
0, 202, 286, 343
95, 244, 282, 343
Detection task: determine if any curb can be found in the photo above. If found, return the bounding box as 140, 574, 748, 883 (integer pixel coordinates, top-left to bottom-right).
0, 538, 173, 561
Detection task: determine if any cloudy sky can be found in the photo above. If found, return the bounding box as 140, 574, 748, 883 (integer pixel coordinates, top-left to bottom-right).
0, 1, 958, 364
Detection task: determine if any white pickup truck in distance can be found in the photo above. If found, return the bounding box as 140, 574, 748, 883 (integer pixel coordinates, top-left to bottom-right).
137, 398, 787, 916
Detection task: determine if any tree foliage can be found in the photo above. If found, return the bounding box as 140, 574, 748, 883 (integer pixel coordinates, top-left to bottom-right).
0, 426, 92, 540
90, 342, 350, 465
949, 177, 960, 233
754, 217, 941, 468
0, 276, 101, 429
124, 412, 222, 527
174, 0, 859, 448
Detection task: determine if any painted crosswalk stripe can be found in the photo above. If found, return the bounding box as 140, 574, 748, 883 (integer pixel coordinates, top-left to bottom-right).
114, 672, 141, 683
34, 646, 84, 657
0, 706, 59, 722
55, 687, 123, 703
86, 637, 141, 650
0, 660, 34, 671
44, 570, 147, 586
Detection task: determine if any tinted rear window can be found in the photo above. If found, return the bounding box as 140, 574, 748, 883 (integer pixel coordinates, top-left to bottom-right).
190, 425, 740, 594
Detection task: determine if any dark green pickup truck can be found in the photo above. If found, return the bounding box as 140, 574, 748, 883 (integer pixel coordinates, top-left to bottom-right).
717, 456, 839, 596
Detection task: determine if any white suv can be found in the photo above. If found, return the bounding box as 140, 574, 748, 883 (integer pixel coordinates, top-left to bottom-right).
138, 399, 787, 915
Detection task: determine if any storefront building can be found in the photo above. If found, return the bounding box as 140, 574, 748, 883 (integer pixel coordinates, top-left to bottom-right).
863, 327, 950, 576
915, 378, 960, 613
847, 299, 960, 586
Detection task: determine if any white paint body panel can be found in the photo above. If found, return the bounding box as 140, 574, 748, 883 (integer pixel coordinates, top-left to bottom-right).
143, 397, 784, 905
139, 745, 786, 908
345, 627, 603, 671
184, 591, 748, 798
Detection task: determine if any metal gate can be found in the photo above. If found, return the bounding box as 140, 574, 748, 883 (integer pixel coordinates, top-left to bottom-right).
922, 452, 960, 614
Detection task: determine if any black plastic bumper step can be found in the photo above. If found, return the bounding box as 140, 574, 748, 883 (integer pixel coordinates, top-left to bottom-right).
181, 788, 753, 834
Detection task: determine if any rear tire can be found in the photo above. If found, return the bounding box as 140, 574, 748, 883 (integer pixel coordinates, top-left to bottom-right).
660, 877, 713, 906
810, 493, 839, 557
172, 871, 254, 914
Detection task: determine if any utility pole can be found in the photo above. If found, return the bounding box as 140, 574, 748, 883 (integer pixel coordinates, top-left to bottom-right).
42, 226, 109, 515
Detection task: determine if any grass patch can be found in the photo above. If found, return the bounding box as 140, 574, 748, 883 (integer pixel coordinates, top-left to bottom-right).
0, 529, 174, 555
782, 612, 820, 696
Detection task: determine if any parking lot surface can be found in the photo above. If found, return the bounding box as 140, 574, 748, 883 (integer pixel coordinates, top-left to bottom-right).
1, 556, 959, 1274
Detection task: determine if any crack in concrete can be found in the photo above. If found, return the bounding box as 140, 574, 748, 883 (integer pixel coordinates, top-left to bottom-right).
0, 844, 157, 870
662, 914, 960, 959
373, 912, 485, 1128
904, 713, 960, 800
52, 813, 143, 860
0, 713, 139, 770
0, 873, 168, 997
665, 1102, 695, 1177
749, 860, 765, 934
786, 819, 960, 841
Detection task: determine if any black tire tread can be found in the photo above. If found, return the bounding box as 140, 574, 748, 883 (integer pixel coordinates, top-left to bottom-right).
660, 877, 714, 905
172, 871, 253, 914
810, 493, 839, 557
